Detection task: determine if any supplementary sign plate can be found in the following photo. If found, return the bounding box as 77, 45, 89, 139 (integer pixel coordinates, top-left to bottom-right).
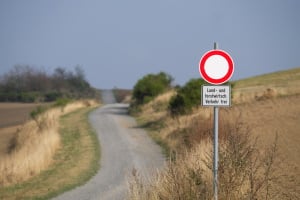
202, 85, 231, 106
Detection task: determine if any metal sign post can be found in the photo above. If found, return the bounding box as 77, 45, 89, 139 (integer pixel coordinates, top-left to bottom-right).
213, 105, 218, 200
213, 42, 219, 200
199, 42, 234, 200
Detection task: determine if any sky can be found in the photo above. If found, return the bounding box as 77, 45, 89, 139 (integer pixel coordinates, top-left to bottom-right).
0, 0, 299, 89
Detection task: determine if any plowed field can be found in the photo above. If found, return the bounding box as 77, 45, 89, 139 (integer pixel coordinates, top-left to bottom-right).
0, 103, 40, 156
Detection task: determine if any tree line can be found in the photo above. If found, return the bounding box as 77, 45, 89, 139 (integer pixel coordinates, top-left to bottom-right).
0, 65, 98, 102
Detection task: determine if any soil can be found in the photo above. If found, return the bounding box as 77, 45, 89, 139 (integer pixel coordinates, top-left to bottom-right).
225, 94, 300, 180
0, 103, 41, 156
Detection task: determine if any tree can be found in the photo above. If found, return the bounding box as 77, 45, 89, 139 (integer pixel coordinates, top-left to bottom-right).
0, 65, 96, 102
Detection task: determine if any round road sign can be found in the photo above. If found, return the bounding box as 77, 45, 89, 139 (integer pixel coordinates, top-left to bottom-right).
199, 49, 234, 85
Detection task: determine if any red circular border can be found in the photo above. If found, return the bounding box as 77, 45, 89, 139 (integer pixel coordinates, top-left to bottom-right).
199, 49, 234, 85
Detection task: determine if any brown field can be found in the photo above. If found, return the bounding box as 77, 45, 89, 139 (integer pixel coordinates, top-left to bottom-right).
0, 103, 43, 157
0, 103, 40, 128
224, 94, 300, 178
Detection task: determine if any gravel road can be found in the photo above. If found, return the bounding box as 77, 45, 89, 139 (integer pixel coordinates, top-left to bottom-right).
53, 90, 165, 200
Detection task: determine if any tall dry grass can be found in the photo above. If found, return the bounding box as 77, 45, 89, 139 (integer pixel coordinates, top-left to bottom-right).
0, 100, 98, 186
128, 122, 299, 200
129, 140, 212, 200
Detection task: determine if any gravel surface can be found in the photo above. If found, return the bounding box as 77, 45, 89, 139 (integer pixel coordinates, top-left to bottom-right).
53, 90, 165, 200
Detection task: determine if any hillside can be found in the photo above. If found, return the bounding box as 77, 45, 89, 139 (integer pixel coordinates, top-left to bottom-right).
131, 67, 300, 199
233, 67, 300, 103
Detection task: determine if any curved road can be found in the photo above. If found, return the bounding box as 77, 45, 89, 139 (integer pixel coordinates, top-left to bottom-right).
53, 90, 165, 200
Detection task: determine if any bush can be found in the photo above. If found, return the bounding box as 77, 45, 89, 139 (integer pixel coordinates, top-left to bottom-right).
30, 105, 48, 126
169, 79, 235, 116
44, 91, 62, 102
168, 93, 187, 116
132, 72, 172, 105
54, 98, 72, 107
19, 92, 39, 102
169, 78, 206, 116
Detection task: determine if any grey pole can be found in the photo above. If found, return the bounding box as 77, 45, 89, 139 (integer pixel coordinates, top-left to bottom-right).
213, 42, 219, 200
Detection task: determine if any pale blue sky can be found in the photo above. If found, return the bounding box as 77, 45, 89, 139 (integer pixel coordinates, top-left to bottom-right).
0, 0, 299, 89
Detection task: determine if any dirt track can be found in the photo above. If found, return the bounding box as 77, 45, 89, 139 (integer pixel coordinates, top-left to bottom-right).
53, 90, 165, 200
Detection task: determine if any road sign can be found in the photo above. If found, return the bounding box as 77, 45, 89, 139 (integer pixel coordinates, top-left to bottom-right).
202, 85, 231, 106
199, 49, 234, 85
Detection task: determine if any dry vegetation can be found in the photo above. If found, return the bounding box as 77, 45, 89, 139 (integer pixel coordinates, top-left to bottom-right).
0, 103, 49, 157
0, 100, 98, 187
129, 131, 294, 199
232, 67, 300, 103
129, 67, 300, 199
0, 105, 100, 199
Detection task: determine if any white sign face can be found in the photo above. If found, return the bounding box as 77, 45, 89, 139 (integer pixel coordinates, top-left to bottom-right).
202, 85, 231, 107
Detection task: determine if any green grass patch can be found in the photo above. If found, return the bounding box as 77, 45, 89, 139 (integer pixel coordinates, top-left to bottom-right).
0, 106, 100, 200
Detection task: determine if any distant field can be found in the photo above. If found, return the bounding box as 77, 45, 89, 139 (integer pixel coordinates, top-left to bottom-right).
233, 67, 300, 103
0, 103, 40, 128
0, 103, 42, 156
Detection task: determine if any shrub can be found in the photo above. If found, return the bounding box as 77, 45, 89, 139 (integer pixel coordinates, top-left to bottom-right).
54, 98, 72, 107
19, 92, 39, 102
169, 78, 206, 116
30, 106, 47, 120
169, 79, 235, 116
132, 72, 173, 105
30, 105, 49, 130
44, 91, 62, 102
168, 93, 187, 116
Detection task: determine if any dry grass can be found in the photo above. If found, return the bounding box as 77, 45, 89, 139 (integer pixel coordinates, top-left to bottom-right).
0, 125, 21, 157
233, 67, 300, 103
0, 103, 100, 199
131, 68, 300, 199
0, 100, 98, 187
137, 90, 212, 154
0, 103, 48, 157
129, 140, 213, 200
129, 121, 299, 200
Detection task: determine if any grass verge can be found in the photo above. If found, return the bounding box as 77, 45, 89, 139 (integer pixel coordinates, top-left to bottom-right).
0, 106, 100, 200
